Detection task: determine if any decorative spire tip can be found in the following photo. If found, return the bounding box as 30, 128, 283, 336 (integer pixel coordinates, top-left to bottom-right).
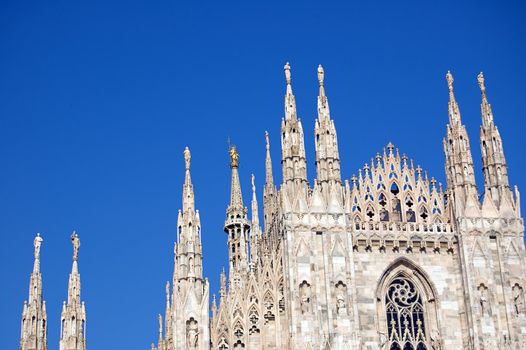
184, 146, 191, 170
477, 72, 485, 93
34, 233, 43, 259
284, 62, 291, 85
229, 145, 239, 168
317, 64, 324, 86
71, 231, 80, 261
446, 70, 454, 92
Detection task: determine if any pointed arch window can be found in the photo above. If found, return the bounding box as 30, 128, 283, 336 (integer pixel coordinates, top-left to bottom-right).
385, 277, 428, 349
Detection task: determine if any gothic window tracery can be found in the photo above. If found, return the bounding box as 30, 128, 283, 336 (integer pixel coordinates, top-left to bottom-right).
263, 292, 275, 323
419, 207, 429, 222
248, 306, 260, 334
278, 279, 285, 315
385, 277, 427, 350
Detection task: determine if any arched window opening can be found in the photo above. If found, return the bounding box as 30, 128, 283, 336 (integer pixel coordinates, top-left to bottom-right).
385, 277, 427, 349
419, 207, 429, 222
391, 183, 401, 222
71, 316, 76, 335
233, 340, 245, 349
248, 307, 260, 334
278, 279, 285, 314
40, 320, 46, 337
218, 339, 229, 350
390, 183, 400, 196
379, 193, 388, 207
263, 293, 275, 323
366, 208, 375, 221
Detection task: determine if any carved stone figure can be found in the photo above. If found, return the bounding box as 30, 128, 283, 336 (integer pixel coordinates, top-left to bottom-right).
317, 64, 324, 86
335, 282, 347, 315
446, 70, 454, 91
477, 72, 485, 92
184, 146, 191, 169
378, 332, 388, 350
300, 281, 311, 314
71, 232, 80, 261
479, 285, 490, 316
34, 234, 43, 259
430, 330, 442, 350
186, 319, 199, 349
284, 62, 291, 84
513, 284, 525, 316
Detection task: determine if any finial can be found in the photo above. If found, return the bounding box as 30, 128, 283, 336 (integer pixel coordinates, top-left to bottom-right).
251, 174, 256, 194
387, 142, 395, 154
317, 64, 324, 86
34, 233, 43, 260
184, 146, 191, 170
351, 174, 357, 186
71, 231, 80, 261
416, 165, 422, 177
229, 145, 239, 168
477, 72, 485, 92
446, 70, 454, 92
265, 131, 270, 150
284, 62, 291, 85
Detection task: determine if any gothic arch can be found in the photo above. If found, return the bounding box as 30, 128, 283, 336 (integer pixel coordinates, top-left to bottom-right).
375, 257, 442, 349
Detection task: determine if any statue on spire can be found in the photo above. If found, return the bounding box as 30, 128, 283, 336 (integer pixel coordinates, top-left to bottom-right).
265, 131, 270, 150
284, 62, 291, 85
184, 146, 191, 170
477, 72, 486, 93
34, 233, 43, 260
317, 64, 324, 86
71, 231, 80, 261
446, 70, 454, 92
229, 146, 239, 168
251, 174, 256, 194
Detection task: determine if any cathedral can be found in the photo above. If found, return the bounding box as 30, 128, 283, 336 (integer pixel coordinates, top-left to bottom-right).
19, 64, 525, 350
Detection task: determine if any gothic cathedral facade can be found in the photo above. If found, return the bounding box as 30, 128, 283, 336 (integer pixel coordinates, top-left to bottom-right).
19, 64, 525, 350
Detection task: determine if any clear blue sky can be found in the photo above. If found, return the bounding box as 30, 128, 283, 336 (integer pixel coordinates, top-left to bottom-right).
1, 1, 525, 349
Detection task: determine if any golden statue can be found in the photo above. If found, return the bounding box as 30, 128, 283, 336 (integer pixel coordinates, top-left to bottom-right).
229, 146, 239, 168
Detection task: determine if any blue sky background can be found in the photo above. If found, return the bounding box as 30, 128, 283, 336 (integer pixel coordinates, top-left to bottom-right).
1, 0, 525, 349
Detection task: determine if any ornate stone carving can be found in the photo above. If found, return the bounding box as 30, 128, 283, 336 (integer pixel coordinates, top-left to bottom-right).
186, 318, 199, 349
300, 281, 311, 314
513, 284, 525, 316
335, 281, 347, 315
